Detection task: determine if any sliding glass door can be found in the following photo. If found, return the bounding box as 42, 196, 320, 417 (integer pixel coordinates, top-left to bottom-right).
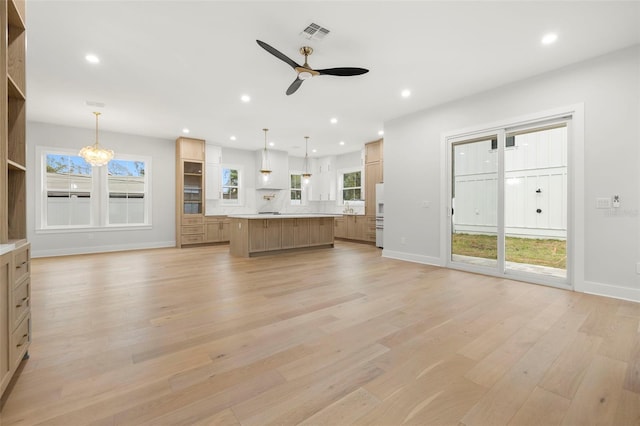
451, 135, 499, 270
448, 120, 570, 286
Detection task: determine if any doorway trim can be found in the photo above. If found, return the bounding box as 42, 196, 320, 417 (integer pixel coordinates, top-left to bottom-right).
439, 104, 584, 291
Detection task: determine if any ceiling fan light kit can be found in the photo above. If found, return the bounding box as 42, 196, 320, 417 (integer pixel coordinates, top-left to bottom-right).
256, 40, 369, 95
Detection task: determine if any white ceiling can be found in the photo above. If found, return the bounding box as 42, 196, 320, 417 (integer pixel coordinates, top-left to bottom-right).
26, 1, 640, 157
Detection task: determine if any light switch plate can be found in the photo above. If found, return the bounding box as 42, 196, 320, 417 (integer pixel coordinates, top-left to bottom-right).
596, 197, 611, 209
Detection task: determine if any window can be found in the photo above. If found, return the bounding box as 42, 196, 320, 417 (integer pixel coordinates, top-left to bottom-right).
38, 148, 151, 230
221, 167, 239, 203
342, 171, 362, 201
45, 153, 93, 226
108, 159, 146, 224
290, 173, 302, 205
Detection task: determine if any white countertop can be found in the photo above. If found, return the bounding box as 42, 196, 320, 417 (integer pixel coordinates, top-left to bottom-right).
228, 213, 342, 219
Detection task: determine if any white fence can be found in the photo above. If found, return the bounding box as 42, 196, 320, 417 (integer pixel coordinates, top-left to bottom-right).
453, 127, 567, 239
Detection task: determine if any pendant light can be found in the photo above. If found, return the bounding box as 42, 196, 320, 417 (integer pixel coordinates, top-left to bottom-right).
78, 112, 114, 167
302, 136, 312, 184
259, 128, 272, 181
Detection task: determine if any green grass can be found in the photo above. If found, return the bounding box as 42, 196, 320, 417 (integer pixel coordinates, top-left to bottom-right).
452, 233, 566, 269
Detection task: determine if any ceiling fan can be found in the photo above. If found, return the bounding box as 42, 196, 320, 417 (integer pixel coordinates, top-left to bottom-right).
256, 40, 369, 95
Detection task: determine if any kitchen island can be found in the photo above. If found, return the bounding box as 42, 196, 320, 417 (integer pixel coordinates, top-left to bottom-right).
228, 214, 337, 257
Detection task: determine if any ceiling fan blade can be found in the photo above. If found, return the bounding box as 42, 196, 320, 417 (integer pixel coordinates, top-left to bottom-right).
286, 77, 303, 95
256, 40, 300, 69
316, 67, 369, 76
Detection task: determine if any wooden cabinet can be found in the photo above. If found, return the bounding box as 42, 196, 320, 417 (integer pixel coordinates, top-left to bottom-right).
1, 0, 29, 400
364, 139, 383, 243
230, 217, 335, 257
204, 216, 230, 243
0, 242, 30, 398
282, 218, 309, 249
365, 139, 382, 163
335, 215, 370, 242
334, 217, 346, 238
346, 215, 366, 241
309, 218, 334, 246
0, 253, 11, 393
176, 138, 205, 247
178, 137, 205, 161
249, 219, 282, 253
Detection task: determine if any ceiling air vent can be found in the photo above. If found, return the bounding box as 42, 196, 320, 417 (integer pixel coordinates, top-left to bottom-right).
300, 23, 330, 41
86, 100, 105, 108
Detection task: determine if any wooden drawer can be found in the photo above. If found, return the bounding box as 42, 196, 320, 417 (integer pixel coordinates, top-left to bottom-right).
182, 225, 204, 235
13, 244, 30, 286
12, 278, 29, 330
182, 216, 204, 225
181, 233, 204, 245
11, 316, 30, 370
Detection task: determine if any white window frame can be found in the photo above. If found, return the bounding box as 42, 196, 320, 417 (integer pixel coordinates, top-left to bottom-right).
35, 146, 152, 233
220, 164, 244, 206
106, 154, 151, 226
289, 171, 307, 205
338, 168, 364, 206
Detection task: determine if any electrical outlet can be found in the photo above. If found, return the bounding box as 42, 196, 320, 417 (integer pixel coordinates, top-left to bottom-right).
422, 200, 430, 208
612, 195, 620, 208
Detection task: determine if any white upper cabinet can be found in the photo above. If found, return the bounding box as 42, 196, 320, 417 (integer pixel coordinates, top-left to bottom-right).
308, 156, 336, 201
205, 145, 222, 200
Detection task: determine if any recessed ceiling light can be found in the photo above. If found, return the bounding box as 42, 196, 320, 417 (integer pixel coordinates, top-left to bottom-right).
401, 89, 411, 98
269, 142, 275, 147
182, 128, 190, 134
240, 94, 251, 102
312, 149, 317, 153
541, 33, 558, 45
330, 117, 338, 124
230, 135, 237, 141
339, 141, 345, 146
378, 130, 384, 136
85, 54, 100, 64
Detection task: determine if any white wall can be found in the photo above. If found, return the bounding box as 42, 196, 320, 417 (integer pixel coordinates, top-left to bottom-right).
384, 45, 640, 301
27, 121, 176, 257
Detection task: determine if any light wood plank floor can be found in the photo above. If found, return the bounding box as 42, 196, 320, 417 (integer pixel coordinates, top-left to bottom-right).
1, 241, 639, 425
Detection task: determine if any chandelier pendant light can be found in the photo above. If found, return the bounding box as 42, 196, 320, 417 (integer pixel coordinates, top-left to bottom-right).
79, 112, 114, 167
302, 136, 312, 184
260, 128, 272, 180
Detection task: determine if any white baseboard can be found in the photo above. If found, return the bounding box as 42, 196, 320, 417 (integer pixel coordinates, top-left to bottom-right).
31, 241, 176, 258
382, 250, 443, 267
579, 280, 640, 303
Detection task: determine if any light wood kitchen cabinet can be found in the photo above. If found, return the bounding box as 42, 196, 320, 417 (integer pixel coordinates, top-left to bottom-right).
205, 216, 230, 243
230, 216, 335, 257
282, 218, 310, 249
334, 217, 346, 238
1, 0, 30, 400
365, 139, 382, 163
365, 161, 382, 217
249, 219, 282, 253
0, 252, 11, 393
309, 218, 334, 246
346, 215, 366, 241
176, 138, 206, 247
178, 136, 205, 161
